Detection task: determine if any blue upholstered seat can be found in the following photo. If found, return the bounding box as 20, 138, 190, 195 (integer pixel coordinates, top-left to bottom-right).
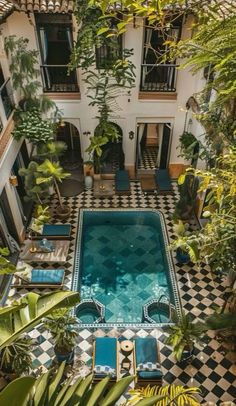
31, 269, 64, 284
155, 169, 172, 192
135, 337, 163, 381
94, 337, 117, 379
42, 224, 71, 237
115, 170, 130, 193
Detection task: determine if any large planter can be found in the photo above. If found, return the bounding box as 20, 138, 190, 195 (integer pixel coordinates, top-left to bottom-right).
56, 205, 71, 219
179, 346, 194, 363
176, 247, 190, 264
54, 347, 74, 364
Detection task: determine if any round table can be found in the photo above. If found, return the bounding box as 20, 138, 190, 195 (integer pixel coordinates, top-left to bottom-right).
120, 340, 134, 355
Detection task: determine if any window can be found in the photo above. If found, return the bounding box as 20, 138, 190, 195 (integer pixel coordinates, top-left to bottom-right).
96, 19, 122, 69
140, 17, 182, 92
35, 14, 79, 92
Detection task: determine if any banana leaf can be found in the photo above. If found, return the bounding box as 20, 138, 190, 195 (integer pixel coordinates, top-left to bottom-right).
0, 291, 80, 349
0, 376, 35, 406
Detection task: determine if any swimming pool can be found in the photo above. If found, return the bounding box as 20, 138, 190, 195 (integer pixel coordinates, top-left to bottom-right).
73, 209, 181, 326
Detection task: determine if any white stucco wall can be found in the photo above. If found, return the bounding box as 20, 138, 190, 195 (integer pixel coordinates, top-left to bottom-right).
0, 11, 207, 169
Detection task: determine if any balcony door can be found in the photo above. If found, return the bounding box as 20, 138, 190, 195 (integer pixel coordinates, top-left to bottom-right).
35, 14, 78, 92
141, 19, 181, 92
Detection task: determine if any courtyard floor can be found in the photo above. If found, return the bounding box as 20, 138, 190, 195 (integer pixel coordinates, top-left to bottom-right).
10, 181, 236, 404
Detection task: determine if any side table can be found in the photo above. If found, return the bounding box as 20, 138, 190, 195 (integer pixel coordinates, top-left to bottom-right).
118, 340, 135, 379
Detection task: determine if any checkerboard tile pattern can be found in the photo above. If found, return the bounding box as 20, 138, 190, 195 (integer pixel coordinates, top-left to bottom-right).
10, 181, 236, 405
138, 146, 158, 170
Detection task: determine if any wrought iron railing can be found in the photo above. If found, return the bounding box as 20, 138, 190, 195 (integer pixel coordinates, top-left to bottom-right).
0, 78, 14, 119
140, 64, 177, 92
40, 65, 79, 93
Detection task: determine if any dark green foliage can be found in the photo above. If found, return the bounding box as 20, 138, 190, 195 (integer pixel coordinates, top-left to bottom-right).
164, 311, 205, 362
173, 171, 199, 221
13, 108, 55, 145
0, 337, 34, 375
19, 161, 50, 203
43, 309, 78, 353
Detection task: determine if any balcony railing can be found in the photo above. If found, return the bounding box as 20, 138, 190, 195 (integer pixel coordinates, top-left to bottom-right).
40, 65, 79, 93
0, 78, 14, 119
140, 64, 177, 92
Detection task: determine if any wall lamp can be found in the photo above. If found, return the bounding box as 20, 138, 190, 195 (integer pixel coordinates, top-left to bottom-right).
83, 131, 91, 136
9, 175, 18, 187
129, 131, 134, 140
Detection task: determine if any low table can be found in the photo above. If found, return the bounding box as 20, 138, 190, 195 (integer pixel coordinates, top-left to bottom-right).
93, 180, 115, 198
118, 340, 135, 379
140, 175, 156, 193
20, 240, 70, 263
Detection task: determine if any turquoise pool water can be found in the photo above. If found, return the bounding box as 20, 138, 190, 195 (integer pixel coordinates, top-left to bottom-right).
74, 209, 180, 324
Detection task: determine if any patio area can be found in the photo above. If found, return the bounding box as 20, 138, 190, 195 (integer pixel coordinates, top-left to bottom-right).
9, 181, 236, 404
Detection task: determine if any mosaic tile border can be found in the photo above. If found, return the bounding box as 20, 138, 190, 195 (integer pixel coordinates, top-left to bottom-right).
72, 208, 182, 327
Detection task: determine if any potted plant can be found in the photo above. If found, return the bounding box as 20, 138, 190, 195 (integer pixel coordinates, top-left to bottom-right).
164, 311, 204, 362
171, 220, 192, 264
43, 308, 78, 364
173, 170, 199, 221
37, 159, 71, 219
0, 336, 34, 378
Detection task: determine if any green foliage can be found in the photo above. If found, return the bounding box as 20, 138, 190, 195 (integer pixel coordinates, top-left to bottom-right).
0, 376, 35, 406
0, 360, 136, 406
0, 336, 34, 375
36, 141, 67, 162
19, 161, 50, 204
164, 311, 205, 362
0, 247, 18, 275
173, 170, 199, 221
127, 383, 201, 406
4, 35, 41, 100
4, 35, 56, 113
12, 108, 55, 145
178, 131, 199, 162
36, 159, 70, 208
30, 205, 51, 233
0, 291, 80, 350
187, 149, 236, 274
43, 308, 78, 353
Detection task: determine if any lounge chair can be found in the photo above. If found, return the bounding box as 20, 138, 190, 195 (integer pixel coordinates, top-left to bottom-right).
12, 267, 65, 289
30, 223, 72, 240
155, 169, 173, 194
115, 170, 131, 195
93, 337, 118, 382
134, 337, 163, 385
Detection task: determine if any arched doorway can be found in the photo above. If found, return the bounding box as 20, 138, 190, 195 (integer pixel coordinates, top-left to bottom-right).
56, 121, 83, 173
94, 122, 124, 174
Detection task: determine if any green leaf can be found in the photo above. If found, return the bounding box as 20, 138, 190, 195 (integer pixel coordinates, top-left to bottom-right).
86, 376, 110, 406
0, 376, 35, 406
99, 375, 134, 406
135, 395, 167, 406
97, 27, 110, 36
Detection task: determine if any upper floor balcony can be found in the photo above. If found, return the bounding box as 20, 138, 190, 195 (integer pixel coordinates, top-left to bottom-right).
40, 65, 79, 93
140, 64, 177, 92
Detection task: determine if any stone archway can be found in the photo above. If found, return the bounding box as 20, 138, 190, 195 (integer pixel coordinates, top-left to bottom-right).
56, 121, 83, 172
94, 122, 125, 174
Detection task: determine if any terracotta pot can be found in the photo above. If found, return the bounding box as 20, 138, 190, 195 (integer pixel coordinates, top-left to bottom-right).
56, 205, 71, 219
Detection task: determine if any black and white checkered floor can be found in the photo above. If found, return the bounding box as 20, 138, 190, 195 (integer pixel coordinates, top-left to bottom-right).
138, 147, 158, 170
10, 181, 236, 405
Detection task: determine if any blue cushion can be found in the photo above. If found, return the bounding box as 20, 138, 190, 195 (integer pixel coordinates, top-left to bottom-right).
95, 337, 117, 371
135, 338, 158, 365
116, 170, 129, 180
115, 181, 129, 190
138, 370, 163, 379
155, 169, 171, 190
42, 224, 71, 237
31, 269, 64, 284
